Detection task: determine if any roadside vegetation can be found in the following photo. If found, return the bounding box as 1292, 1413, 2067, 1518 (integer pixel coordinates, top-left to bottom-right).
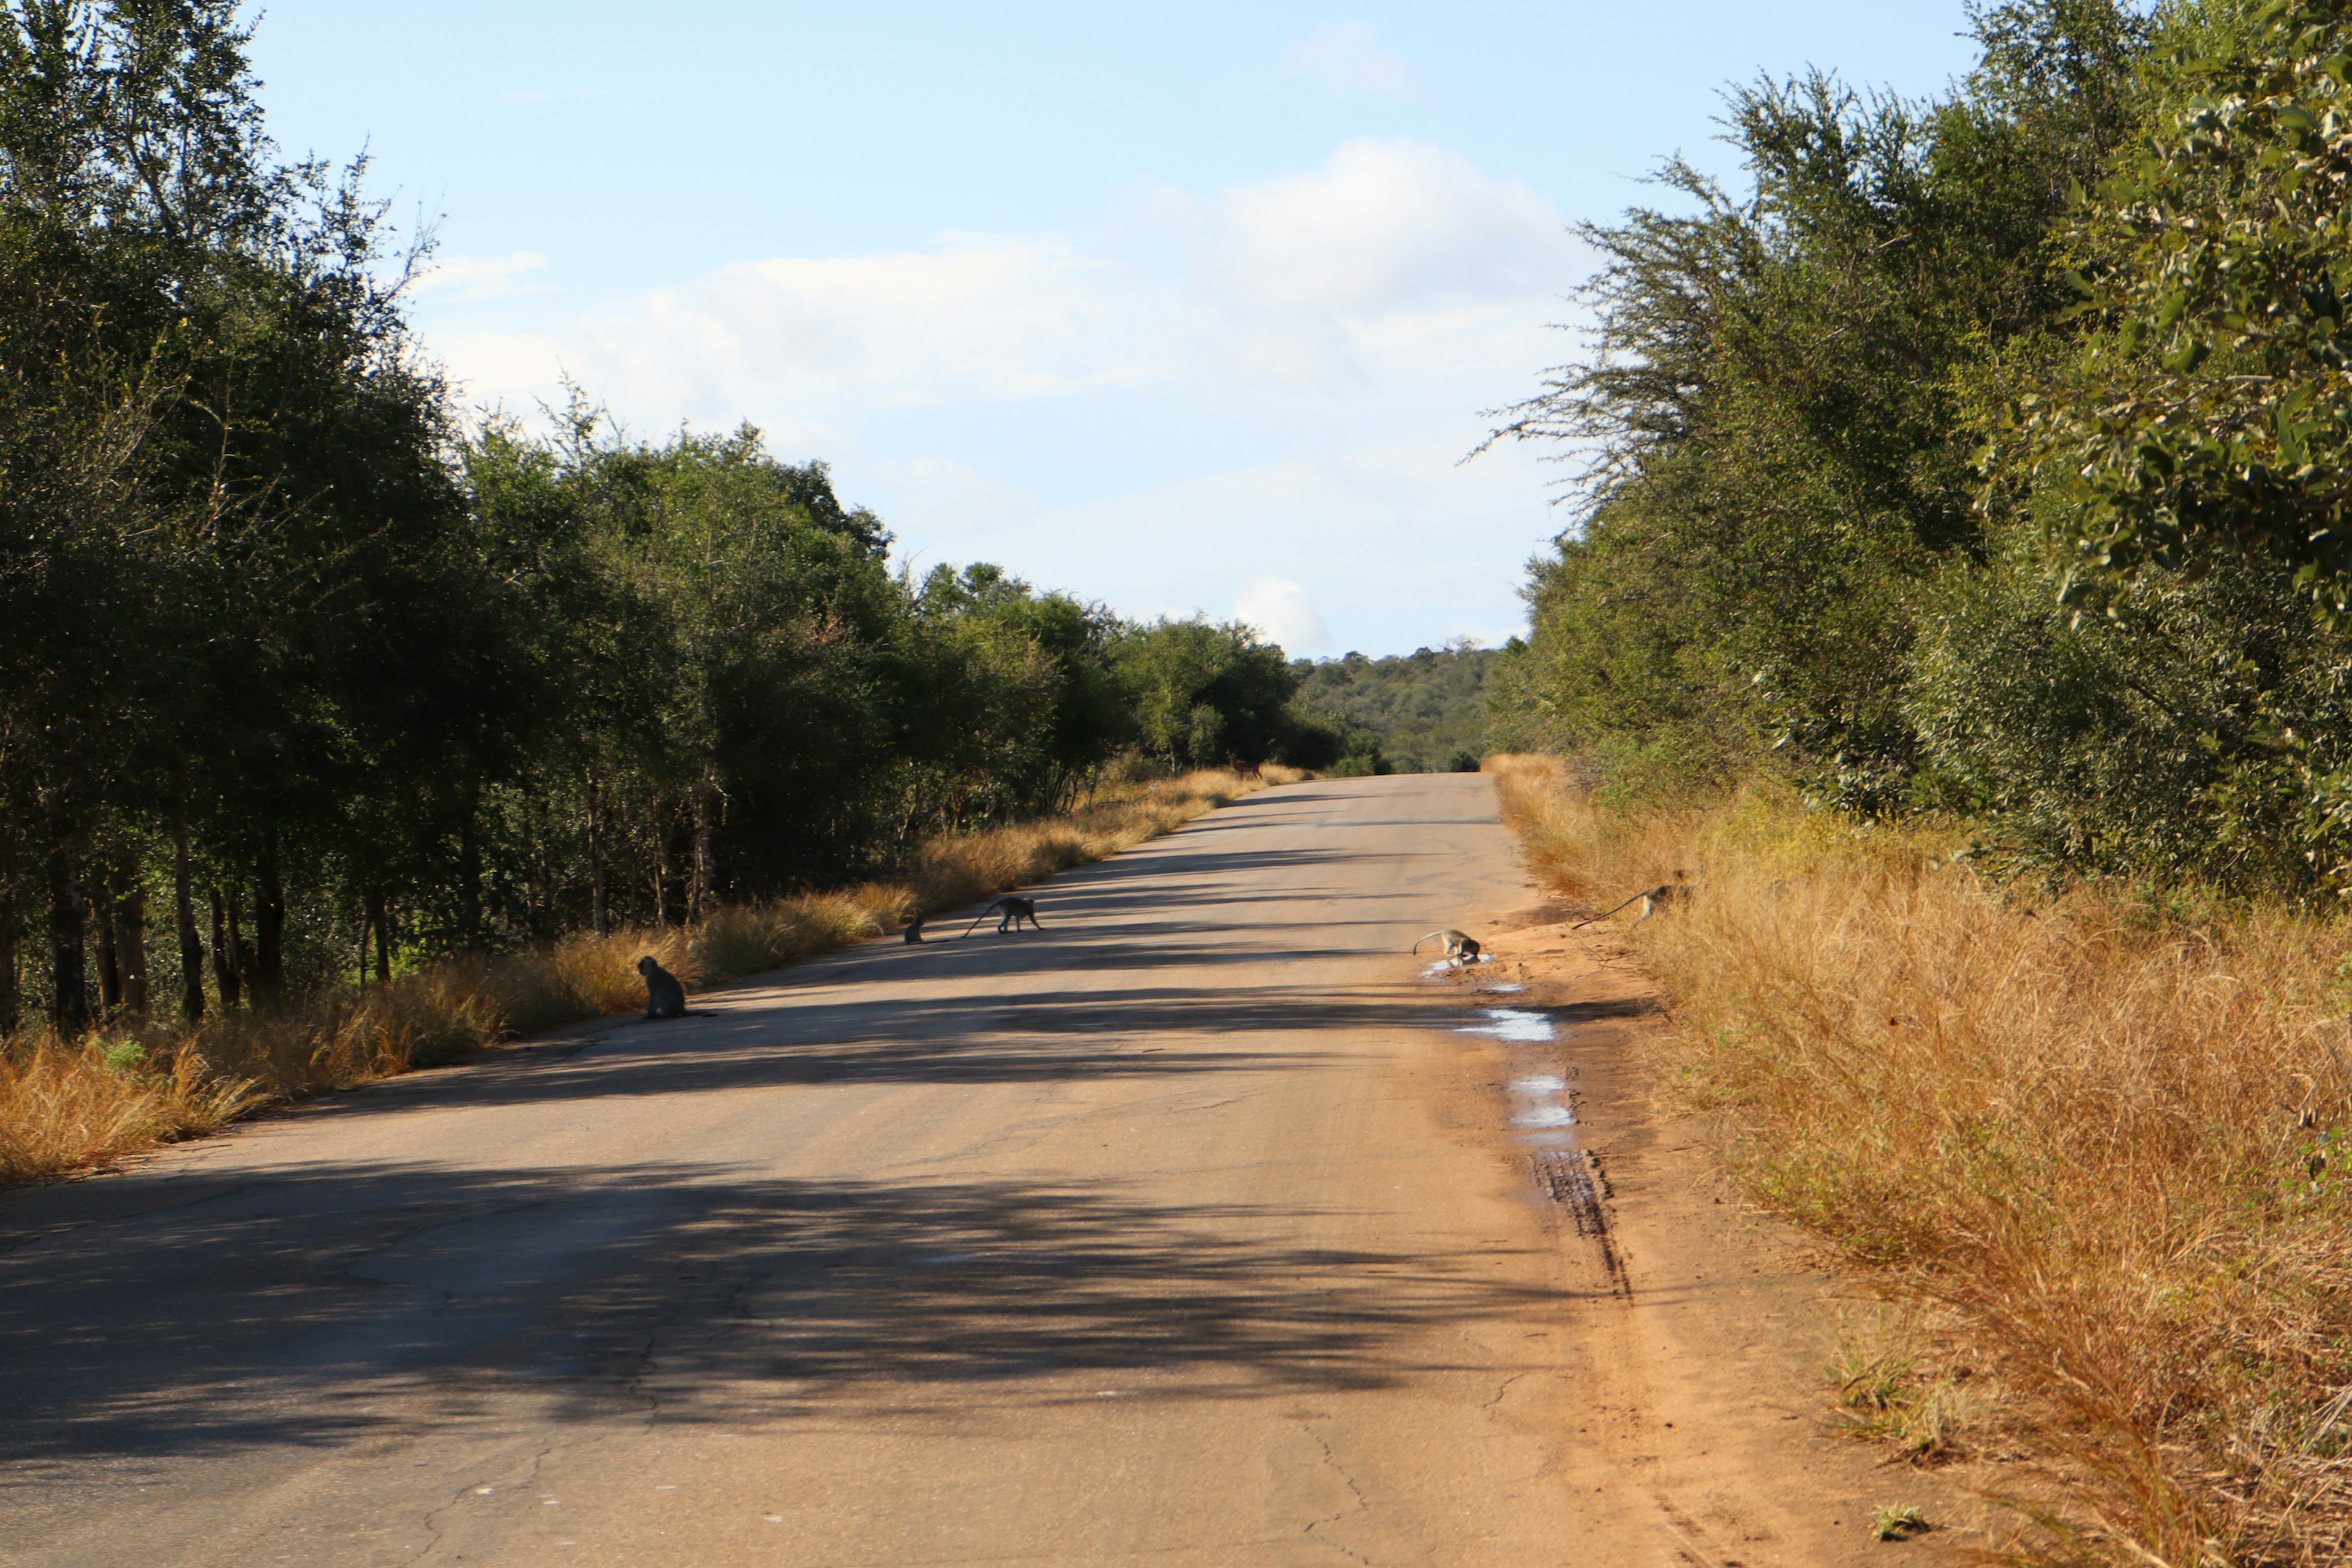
1481, 1, 2352, 1560
1491, 753, 2352, 1564
1484, 0, 2352, 896
0, 8, 1343, 1181
0, 764, 1295, 1184
0, 6, 1343, 1050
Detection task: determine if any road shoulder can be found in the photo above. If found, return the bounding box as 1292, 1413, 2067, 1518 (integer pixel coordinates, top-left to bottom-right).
1446, 906, 1995, 1566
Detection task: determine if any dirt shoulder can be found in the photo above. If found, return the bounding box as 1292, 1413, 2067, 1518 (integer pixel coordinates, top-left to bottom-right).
1449, 903, 1997, 1565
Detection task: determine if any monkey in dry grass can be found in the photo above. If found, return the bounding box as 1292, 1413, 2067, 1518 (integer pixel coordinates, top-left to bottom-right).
638, 955, 687, 1019
1572, 871, 1690, 930
962, 895, 1042, 937
1413, 929, 1482, 965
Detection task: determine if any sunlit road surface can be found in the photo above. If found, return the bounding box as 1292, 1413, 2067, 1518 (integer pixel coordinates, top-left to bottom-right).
2, 774, 1638, 1567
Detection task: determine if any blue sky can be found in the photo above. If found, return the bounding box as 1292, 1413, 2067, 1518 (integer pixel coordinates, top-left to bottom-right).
249, 3, 1984, 657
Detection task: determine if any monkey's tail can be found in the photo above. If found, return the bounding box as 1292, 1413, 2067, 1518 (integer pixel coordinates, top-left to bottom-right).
1411, 931, 1447, 954
1571, 892, 1648, 931
960, 905, 999, 938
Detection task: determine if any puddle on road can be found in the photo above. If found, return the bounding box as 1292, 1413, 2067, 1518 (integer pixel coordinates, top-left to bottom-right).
1458, 1008, 1556, 1043
1446, 996, 1630, 1294
1507, 1071, 1575, 1129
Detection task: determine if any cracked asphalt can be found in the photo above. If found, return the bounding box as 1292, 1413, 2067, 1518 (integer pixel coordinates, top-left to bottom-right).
0, 774, 1643, 1566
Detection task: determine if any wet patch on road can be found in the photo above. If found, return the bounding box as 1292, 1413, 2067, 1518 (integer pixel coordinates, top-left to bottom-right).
1461, 1008, 1556, 1044
1443, 993, 1630, 1297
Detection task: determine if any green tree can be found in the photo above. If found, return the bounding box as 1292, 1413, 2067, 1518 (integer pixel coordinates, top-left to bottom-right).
1114, 619, 1302, 771
1486, 0, 2149, 810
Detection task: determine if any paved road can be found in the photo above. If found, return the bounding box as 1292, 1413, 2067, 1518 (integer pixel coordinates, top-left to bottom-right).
1, 774, 1638, 1567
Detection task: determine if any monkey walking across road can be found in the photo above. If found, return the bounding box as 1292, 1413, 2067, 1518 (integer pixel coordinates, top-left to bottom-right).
962, 895, 1042, 937
1413, 929, 1482, 966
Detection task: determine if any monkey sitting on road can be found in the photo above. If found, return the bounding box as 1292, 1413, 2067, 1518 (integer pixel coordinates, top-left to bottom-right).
904, 914, 927, 944
1572, 872, 1690, 930
962, 895, 1042, 937
1413, 929, 1482, 965
638, 955, 688, 1019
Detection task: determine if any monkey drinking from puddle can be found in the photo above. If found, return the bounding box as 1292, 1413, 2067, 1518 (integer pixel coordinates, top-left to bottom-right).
1413, 929, 1482, 965
961, 895, 1042, 937
638, 955, 688, 1019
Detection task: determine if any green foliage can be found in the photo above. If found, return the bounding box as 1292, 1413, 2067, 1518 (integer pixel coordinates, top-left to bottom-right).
1904, 531, 2345, 888
2015, 0, 2352, 603
1291, 644, 1493, 772
1476, 1, 2352, 892
0, 3, 1333, 1031
1325, 734, 1393, 778
1111, 617, 1308, 770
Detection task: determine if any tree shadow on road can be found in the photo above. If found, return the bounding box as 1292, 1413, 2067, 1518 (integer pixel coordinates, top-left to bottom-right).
0, 1159, 1568, 1472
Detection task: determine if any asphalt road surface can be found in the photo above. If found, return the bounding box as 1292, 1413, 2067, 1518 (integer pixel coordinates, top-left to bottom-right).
1, 774, 1655, 1567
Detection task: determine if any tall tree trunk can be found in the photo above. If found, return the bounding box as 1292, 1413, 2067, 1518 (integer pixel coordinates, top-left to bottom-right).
0, 816, 19, 1038
586, 770, 608, 938
253, 850, 284, 1005
209, 886, 243, 1011
172, 780, 203, 1022
366, 886, 391, 985
459, 797, 484, 949
47, 807, 88, 1031
116, 867, 148, 1016
93, 873, 120, 1012
690, 782, 714, 922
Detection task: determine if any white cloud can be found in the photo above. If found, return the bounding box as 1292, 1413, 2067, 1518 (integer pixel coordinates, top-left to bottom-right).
1210, 137, 1572, 315
413, 249, 548, 302
1234, 577, 1332, 655
470, 235, 1179, 425
408, 138, 1585, 653
1292, 22, 1416, 96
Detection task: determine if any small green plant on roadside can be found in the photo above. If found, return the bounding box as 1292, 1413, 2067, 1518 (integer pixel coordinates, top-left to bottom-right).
1871, 1504, 1929, 1542
96, 1041, 148, 1078
1829, 1314, 1973, 1464
1327, 737, 1392, 778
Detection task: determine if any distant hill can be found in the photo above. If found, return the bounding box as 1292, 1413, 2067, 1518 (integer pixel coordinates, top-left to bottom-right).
1292, 646, 1496, 774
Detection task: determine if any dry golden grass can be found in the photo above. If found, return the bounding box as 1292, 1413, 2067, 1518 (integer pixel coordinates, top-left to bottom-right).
0, 764, 1297, 1188
1487, 752, 2352, 1567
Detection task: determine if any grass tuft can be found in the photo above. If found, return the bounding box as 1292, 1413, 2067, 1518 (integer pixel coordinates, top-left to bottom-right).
1871, 1504, 1932, 1543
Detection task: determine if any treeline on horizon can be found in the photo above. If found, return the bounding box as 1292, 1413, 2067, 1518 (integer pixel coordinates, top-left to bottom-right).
0, 2, 1352, 1035
1487, 0, 2352, 896
1292, 644, 1496, 775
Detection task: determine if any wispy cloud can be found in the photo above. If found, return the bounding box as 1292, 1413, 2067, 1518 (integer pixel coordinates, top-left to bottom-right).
412, 249, 551, 303
1292, 22, 1416, 97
